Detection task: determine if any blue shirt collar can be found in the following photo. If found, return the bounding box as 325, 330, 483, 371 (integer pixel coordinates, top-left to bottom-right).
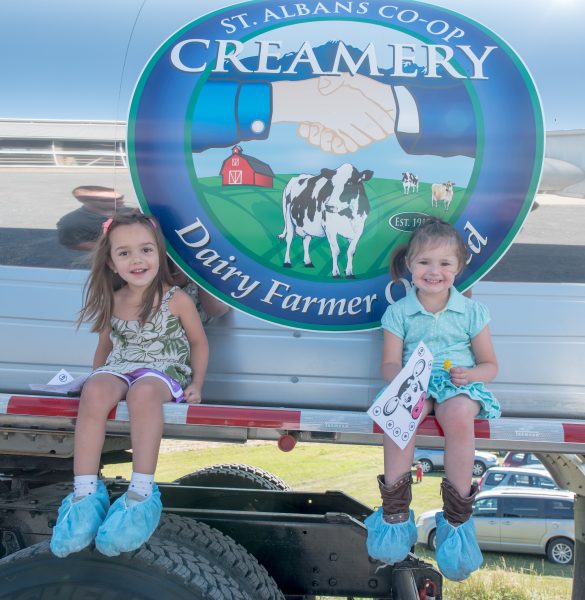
404, 286, 466, 316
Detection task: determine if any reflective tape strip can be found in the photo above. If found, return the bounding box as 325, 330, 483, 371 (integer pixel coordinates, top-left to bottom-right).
114, 402, 190, 425
300, 409, 374, 434
186, 405, 301, 429
1, 394, 585, 445
488, 418, 565, 443
563, 422, 585, 443
163, 402, 190, 425
2, 395, 79, 417
113, 403, 130, 422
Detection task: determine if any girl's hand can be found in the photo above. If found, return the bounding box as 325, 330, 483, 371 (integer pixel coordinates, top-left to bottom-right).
183, 385, 202, 404
449, 366, 471, 386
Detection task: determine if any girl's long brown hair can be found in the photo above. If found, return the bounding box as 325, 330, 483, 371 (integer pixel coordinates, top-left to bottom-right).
77, 212, 173, 332
390, 217, 468, 281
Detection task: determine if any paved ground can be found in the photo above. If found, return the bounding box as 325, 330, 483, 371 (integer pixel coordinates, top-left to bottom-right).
485, 195, 585, 283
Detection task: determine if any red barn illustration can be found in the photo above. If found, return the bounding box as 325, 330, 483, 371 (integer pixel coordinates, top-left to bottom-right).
220, 145, 274, 188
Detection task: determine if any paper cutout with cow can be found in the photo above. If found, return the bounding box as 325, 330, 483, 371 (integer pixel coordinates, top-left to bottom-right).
368, 341, 433, 449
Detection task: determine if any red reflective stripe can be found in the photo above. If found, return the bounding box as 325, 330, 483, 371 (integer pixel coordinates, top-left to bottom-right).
374, 417, 443, 437
563, 422, 585, 443
186, 405, 301, 429
474, 420, 491, 439
417, 417, 443, 437
7, 396, 79, 417
376, 417, 490, 439
6, 396, 119, 420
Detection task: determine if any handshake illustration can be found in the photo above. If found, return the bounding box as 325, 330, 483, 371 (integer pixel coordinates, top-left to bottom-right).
272, 73, 397, 154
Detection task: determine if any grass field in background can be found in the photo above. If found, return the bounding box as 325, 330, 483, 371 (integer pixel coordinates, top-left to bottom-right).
102, 441, 573, 599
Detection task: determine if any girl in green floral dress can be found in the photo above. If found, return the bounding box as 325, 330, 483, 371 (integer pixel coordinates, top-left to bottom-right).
51, 213, 209, 558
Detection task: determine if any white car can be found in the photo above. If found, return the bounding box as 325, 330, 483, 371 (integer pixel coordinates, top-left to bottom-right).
478, 466, 558, 492
416, 487, 575, 565
413, 448, 498, 477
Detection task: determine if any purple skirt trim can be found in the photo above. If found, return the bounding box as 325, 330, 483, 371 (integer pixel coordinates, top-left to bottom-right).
93, 368, 185, 402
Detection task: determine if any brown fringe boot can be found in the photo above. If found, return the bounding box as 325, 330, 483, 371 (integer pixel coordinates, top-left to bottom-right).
364, 472, 417, 564
378, 472, 413, 523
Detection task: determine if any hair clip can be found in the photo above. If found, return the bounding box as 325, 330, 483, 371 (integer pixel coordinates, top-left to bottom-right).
102, 218, 113, 234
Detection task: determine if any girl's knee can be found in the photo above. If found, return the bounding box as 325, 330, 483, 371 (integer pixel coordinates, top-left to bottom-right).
79, 376, 125, 416
436, 398, 478, 433
126, 378, 170, 405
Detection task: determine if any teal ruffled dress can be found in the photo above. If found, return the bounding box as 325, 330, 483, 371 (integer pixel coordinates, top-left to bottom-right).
381, 287, 500, 418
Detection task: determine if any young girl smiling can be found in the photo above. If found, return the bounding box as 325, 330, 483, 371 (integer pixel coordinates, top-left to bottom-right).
365, 217, 499, 581
51, 212, 208, 558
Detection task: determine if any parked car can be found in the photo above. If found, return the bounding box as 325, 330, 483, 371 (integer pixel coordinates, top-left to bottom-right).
416, 488, 575, 565
503, 451, 546, 470
413, 448, 498, 477
478, 466, 558, 492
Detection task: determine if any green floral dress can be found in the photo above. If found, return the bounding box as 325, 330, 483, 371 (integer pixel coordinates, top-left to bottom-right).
94, 286, 191, 387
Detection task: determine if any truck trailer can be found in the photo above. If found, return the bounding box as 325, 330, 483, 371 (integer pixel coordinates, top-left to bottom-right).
1, 1, 584, 598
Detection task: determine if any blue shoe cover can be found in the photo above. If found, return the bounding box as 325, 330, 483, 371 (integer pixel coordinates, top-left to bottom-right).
95, 484, 162, 556
435, 511, 483, 581
50, 480, 109, 558
364, 507, 417, 564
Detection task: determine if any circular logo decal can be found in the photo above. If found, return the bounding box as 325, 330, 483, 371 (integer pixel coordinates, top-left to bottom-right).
128, 0, 544, 331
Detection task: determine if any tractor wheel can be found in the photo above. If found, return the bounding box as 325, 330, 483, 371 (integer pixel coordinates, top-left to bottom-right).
0, 538, 262, 600
173, 463, 290, 491
157, 513, 284, 600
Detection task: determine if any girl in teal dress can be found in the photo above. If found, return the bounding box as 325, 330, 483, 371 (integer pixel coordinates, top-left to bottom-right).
365, 218, 499, 581
51, 213, 208, 558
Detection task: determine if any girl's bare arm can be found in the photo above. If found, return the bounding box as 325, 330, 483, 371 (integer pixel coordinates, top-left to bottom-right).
92, 328, 113, 369
381, 330, 404, 382
198, 287, 231, 318
171, 289, 209, 402
449, 326, 498, 386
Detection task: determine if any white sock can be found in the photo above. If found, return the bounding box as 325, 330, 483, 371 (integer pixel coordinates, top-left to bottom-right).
73, 474, 98, 499
129, 472, 154, 499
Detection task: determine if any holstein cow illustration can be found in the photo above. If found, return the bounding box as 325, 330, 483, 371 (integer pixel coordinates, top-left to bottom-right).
279, 163, 374, 278
402, 172, 419, 194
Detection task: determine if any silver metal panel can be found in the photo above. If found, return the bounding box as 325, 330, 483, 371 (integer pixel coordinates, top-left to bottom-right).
2, 267, 585, 419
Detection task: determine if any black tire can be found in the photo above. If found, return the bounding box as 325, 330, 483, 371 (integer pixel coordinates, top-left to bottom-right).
173, 463, 291, 491
472, 460, 487, 477
0, 539, 256, 600
419, 458, 433, 474
156, 514, 284, 600
546, 537, 574, 565
427, 529, 437, 551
